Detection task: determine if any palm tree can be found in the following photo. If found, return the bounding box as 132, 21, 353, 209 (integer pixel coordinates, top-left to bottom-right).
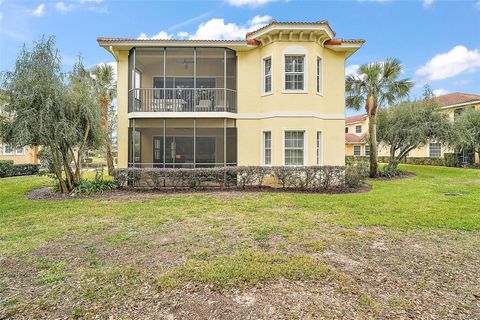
91, 64, 116, 175
346, 58, 414, 177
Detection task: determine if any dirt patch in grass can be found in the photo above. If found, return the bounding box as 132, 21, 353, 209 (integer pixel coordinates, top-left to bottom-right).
372, 171, 416, 180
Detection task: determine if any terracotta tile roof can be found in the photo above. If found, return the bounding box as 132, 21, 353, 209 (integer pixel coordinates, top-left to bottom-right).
345, 133, 365, 144
246, 19, 333, 37
345, 114, 367, 125
97, 37, 248, 43
434, 92, 480, 107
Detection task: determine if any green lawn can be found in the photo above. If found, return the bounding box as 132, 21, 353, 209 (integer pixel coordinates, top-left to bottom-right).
1, 165, 479, 318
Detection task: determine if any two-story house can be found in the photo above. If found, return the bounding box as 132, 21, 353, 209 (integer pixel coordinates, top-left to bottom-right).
344, 92, 480, 164
98, 20, 364, 169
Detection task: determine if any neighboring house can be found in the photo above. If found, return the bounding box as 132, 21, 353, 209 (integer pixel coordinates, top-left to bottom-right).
98, 20, 364, 168
345, 114, 368, 156
0, 99, 40, 165
344, 92, 480, 164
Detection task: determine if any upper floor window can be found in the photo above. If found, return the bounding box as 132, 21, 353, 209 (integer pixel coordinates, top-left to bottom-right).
355, 125, 362, 134
263, 57, 272, 94
316, 56, 323, 95
429, 143, 442, 158
284, 55, 305, 91
284, 130, 305, 165
345, 127, 349, 133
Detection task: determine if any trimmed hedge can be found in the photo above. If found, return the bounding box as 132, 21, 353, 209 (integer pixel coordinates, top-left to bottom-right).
0, 160, 40, 178
0, 160, 14, 178
114, 165, 367, 191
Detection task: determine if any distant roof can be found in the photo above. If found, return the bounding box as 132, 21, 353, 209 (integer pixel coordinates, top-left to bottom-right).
345, 114, 367, 125
345, 133, 365, 144
434, 92, 480, 107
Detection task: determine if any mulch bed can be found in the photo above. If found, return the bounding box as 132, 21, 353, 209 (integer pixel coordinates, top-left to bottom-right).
25, 183, 372, 201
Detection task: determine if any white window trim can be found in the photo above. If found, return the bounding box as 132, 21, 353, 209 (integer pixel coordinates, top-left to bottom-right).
316, 55, 323, 96
353, 145, 362, 156
316, 130, 323, 165
282, 129, 308, 166
355, 125, 362, 134
261, 55, 273, 96
3, 145, 14, 156
15, 147, 25, 156
428, 142, 443, 158
364, 144, 370, 156
260, 129, 273, 166
282, 45, 308, 94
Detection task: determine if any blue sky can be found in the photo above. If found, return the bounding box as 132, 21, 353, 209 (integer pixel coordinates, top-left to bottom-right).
1, 0, 480, 116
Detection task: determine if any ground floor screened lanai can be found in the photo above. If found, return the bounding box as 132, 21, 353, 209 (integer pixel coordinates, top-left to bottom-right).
129, 118, 237, 168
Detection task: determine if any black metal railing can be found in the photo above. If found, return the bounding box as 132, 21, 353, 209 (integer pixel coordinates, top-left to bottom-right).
128, 88, 237, 113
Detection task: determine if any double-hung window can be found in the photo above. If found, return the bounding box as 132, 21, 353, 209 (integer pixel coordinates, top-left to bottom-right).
284, 55, 305, 91
355, 125, 362, 134
263, 57, 272, 94
3, 145, 14, 155
263, 131, 272, 165
353, 145, 361, 156
316, 131, 322, 165
429, 143, 442, 158
284, 131, 305, 165
316, 57, 323, 94
365, 145, 370, 156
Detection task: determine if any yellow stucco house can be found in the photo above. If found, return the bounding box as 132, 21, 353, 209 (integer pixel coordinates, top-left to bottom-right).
0, 101, 40, 165
345, 92, 480, 164
98, 20, 364, 169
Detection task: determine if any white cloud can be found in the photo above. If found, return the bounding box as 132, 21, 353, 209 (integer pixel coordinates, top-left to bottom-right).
345, 64, 360, 76
28, 4, 45, 17
433, 88, 449, 96
177, 31, 189, 38
183, 15, 272, 40
416, 46, 480, 80
138, 31, 173, 40
88, 6, 108, 13
79, 0, 104, 3
55, 2, 73, 13
227, 0, 277, 7
423, 0, 434, 7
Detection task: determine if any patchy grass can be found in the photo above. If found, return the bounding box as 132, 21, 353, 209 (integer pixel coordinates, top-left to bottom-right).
0, 165, 479, 318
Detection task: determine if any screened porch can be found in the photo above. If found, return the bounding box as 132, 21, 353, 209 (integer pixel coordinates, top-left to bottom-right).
128, 118, 237, 168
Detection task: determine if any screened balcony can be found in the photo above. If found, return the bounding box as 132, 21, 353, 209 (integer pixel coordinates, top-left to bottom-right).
128, 47, 237, 113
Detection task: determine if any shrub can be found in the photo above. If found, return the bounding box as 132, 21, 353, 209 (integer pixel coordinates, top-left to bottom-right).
72, 169, 116, 194
378, 166, 403, 178
345, 160, 369, 188
113, 166, 359, 192
11, 164, 40, 176
71, 179, 117, 195
0, 160, 14, 178
444, 153, 459, 167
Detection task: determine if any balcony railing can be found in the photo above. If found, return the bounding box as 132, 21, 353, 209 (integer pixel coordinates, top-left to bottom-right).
128, 88, 237, 113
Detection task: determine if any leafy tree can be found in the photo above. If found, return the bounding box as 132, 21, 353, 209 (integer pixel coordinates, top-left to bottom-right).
450, 109, 480, 164
91, 64, 116, 175
377, 87, 452, 171
0, 37, 103, 193
346, 59, 414, 177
